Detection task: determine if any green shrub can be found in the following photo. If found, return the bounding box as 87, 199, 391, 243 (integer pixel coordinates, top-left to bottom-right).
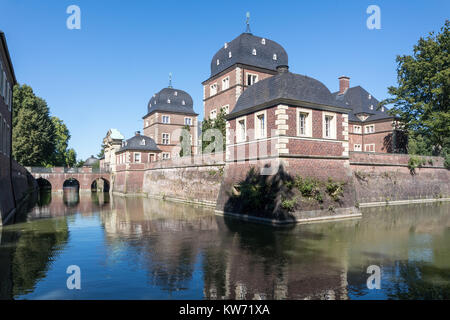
281, 198, 297, 212
408, 155, 425, 174
325, 178, 345, 201
445, 153, 450, 170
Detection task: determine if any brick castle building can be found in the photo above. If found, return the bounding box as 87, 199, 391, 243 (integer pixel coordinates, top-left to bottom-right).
204, 28, 400, 156
143, 85, 198, 159
0, 31, 17, 223
116, 131, 161, 164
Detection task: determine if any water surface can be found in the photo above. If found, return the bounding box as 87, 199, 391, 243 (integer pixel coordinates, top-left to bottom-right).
0, 190, 449, 300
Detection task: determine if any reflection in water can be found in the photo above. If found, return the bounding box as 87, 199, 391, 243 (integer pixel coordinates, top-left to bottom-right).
0, 191, 449, 300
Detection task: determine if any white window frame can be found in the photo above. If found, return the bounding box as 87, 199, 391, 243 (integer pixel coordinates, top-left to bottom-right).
353, 125, 362, 134
162, 115, 170, 124
134, 152, 141, 163
184, 117, 192, 125
221, 105, 229, 115
354, 144, 362, 151
162, 133, 170, 145
162, 152, 170, 160
222, 76, 230, 90
365, 125, 375, 134
210, 109, 217, 120
323, 112, 337, 139
297, 108, 312, 137
210, 83, 218, 96
246, 72, 258, 86
236, 116, 247, 143
365, 143, 375, 152
254, 110, 267, 139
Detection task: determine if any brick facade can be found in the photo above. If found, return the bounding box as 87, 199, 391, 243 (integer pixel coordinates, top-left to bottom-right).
226, 104, 349, 162
0, 32, 16, 225
143, 111, 198, 158
203, 65, 277, 120
348, 119, 395, 153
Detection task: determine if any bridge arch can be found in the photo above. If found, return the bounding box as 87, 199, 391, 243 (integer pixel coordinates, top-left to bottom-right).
63, 178, 80, 190
91, 177, 110, 193
36, 177, 52, 191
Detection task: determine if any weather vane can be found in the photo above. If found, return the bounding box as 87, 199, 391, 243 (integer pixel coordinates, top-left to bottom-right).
246, 12, 251, 33
168, 72, 172, 88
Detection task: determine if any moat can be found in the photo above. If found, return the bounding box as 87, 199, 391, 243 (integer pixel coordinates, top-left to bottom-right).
0, 190, 449, 300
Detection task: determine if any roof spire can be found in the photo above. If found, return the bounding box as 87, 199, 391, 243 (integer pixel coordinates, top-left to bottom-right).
168, 72, 173, 88
245, 12, 251, 33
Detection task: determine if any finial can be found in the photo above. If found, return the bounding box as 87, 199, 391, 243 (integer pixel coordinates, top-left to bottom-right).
245, 12, 251, 33
168, 72, 173, 88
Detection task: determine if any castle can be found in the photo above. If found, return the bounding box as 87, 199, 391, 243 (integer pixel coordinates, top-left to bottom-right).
101, 19, 401, 170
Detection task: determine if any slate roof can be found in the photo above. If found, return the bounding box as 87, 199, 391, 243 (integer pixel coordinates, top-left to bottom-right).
118, 134, 161, 153
84, 156, 99, 167
210, 32, 288, 78
143, 87, 198, 118
331, 86, 394, 122
229, 67, 349, 118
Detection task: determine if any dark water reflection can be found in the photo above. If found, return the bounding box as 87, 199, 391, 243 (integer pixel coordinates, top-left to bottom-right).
0, 190, 449, 300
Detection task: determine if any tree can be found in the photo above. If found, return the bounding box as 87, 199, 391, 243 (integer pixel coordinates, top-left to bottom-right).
97, 144, 105, 158
382, 20, 450, 155
51, 116, 72, 166
12, 84, 79, 167
66, 148, 77, 167
201, 109, 227, 153
179, 124, 192, 157
12, 85, 56, 166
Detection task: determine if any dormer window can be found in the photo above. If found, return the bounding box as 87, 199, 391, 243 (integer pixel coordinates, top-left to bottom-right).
174, 91, 178, 96
224, 42, 228, 49
273, 54, 277, 60
261, 38, 266, 45
182, 100, 185, 105
381, 106, 385, 112
167, 99, 171, 103
228, 51, 232, 58
368, 94, 372, 99
370, 105, 373, 110
140, 139, 146, 146
217, 59, 220, 65
252, 49, 256, 55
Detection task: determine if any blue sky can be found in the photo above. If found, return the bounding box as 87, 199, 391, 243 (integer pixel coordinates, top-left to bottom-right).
0, 0, 448, 161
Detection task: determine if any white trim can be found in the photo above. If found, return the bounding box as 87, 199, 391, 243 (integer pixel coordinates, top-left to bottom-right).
245, 72, 258, 86
254, 110, 267, 140
134, 152, 141, 163
162, 133, 170, 145
296, 107, 312, 137
184, 117, 192, 125
364, 143, 375, 152
236, 116, 247, 143
210, 82, 218, 96
222, 76, 230, 90
162, 115, 170, 124
322, 111, 337, 139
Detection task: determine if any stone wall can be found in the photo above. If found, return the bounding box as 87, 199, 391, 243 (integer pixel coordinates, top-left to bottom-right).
350, 152, 449, 204
112, 153, 226, 205
0, 160, 37, 225
111, 151, 449, 223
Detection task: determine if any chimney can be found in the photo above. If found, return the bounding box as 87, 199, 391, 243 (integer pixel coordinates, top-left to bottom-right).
338, 76, 350, 94
135, 131, 140, 136
276, 65, 289, 74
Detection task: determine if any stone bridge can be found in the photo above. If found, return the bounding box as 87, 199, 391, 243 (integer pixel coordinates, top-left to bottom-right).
28, 167, 111, 192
